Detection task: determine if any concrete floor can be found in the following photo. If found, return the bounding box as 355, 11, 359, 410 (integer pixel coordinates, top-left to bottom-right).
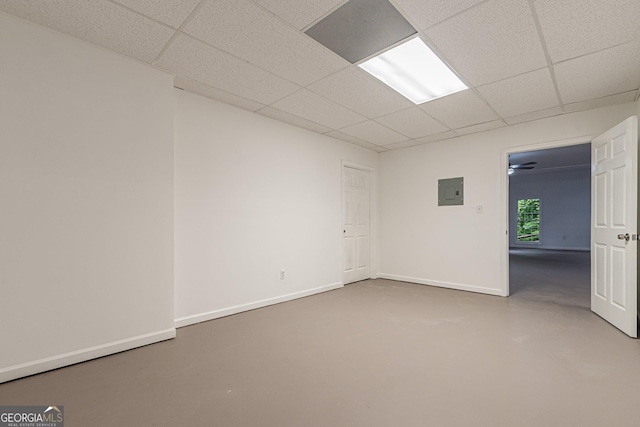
509, 248, 591, 307
1, 250, 639, 426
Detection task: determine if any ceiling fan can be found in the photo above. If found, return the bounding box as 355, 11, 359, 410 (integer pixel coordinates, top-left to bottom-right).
508, 161, 537, 174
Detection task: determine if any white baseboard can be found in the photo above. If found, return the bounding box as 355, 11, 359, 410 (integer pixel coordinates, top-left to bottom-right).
0, 328, 176, 384
175, 282, 343, 328
377, 274, 503, 296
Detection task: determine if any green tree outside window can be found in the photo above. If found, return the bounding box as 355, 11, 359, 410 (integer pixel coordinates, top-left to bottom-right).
517, 198, 540, 242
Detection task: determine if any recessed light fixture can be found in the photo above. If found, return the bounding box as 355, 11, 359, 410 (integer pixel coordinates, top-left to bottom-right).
359, 37, 467, 104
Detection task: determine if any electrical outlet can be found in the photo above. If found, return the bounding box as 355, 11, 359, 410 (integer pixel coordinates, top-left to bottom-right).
280, 270, 285, 280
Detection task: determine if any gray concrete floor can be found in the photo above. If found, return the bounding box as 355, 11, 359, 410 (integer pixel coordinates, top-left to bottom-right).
1, 250, 639, 426
509, 248, 591, 307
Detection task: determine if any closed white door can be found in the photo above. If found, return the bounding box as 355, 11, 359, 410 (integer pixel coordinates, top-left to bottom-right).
343, 167, 370, 285
591, 115, 638, 338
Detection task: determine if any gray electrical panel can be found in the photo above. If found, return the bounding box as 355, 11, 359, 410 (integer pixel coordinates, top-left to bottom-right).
438, 177, 464, 206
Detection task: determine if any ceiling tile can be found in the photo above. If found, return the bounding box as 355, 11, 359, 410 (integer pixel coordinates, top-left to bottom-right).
376, 107, 449, 138
381, 140, 425, 150
307, 67, 413, 119
477, 68, 559, 117
253, 0, 344, 30
270, 89, 366, 129
184, 0, 348, 86
414, 130, 458, 144
348, 139, 384, 151
326, 131, 388, 152
339, 120, 408, 145
372, 146, 389, 153
425, 0, 547, 86
534, 0, 640, 63
156, 34, 300, 105
0, 0, 174, 63
393, 0, 484, 30
420, 90, 499, 129
454, 120, 505, 135
174, 76, 265, 112
112, 0, 200, 28
503, 106, 563, 126
554, 41, 640, 104
257, 107, 333, 133
326, 130, 367, 143
564, 91, 639, 114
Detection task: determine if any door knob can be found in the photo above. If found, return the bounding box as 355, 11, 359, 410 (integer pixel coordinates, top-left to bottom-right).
618, 233, 630, 241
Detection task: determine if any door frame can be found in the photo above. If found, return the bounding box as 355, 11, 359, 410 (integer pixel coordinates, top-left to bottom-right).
342, 161, 377, 285
500, 135, 594, 296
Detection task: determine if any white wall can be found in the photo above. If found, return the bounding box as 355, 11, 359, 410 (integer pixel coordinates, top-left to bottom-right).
174, 90, 377, 326
379, 103, 638, 296
0, 13, 175, 383
509, 167, 590, 250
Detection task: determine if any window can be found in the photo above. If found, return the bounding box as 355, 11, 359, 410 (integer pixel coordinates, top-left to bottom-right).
517, 198, 540, 242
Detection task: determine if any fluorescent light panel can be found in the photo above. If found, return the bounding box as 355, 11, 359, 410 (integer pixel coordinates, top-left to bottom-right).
359, 37, 467, 104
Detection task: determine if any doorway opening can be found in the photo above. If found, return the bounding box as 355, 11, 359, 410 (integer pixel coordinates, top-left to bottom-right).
506, 142, 592, 306
502, 117, 638, 337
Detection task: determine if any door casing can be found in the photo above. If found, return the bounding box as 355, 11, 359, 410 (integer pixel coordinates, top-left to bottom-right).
501, 136, 594, 296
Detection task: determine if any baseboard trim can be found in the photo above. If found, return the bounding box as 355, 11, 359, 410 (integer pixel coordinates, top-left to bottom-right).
510, 246, 590, 252
377, 274, 503, 296
0, 328, 176, 384
175, 282, 343, 328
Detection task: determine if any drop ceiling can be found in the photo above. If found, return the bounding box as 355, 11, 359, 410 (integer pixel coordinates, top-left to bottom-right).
2, 0, 639, 152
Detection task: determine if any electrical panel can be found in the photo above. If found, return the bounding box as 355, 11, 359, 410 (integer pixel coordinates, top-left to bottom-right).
438, 177, 463, 206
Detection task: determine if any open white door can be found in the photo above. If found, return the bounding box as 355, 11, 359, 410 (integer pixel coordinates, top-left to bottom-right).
591, 115, 638, 338
343, 166, 371, 285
